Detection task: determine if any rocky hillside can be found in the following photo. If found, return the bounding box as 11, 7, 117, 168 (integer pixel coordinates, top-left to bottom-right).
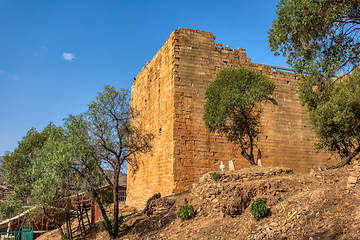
38, 163, 360, 240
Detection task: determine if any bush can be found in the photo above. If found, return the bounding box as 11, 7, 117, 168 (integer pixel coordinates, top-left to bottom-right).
177, 198, 194, 220
211, 172, 221, 181
250, 198, 268, 220
146, 193, 161, 205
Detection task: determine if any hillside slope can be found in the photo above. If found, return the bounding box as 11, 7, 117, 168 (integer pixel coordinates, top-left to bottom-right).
38, 164, 360, 240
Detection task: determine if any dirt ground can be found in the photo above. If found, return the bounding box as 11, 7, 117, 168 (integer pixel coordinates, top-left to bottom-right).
37, 164, 360, 240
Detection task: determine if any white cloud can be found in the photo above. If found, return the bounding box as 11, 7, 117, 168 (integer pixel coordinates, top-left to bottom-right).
62, 52, 75, 61
0, 70, 4, 74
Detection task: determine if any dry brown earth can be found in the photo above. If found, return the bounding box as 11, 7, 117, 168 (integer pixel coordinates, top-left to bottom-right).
37, 164, 360, 240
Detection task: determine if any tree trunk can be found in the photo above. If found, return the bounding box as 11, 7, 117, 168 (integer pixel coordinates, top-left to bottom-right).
257, 149, 261, 161
327, 145, 360, 170
72, 166, 114, 236
92, 191, 114, 237
241, 148, 256, 166
113, 168, 120, 237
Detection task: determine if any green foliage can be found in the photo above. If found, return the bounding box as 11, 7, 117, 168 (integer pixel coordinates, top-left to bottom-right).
103, 191, 114, 207
0, 85, 153, 238
269, 0, 360, 168
250, 198, 268, 220
0, 197, 21, 220
269, 0, 360, 78
203, 67, 275, 165
306, 70, 360, 160
211, 172, 221, 181
0, 123, 65, 217
146, 193, 161, 205
177, 198, 194, 220
83, 85, 152, 238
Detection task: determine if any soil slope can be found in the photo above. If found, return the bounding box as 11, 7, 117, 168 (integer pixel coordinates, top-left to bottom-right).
38, 164, 360, 240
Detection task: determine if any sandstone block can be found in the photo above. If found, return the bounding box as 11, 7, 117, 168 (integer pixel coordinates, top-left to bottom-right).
229, 160, 235, 171
348, 176, 358, 185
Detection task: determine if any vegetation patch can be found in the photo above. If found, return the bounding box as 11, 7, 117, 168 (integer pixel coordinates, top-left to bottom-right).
177, 198, 195, 220
250, 198, 268, 220
146, 193, 161, 205
211, 172, 221, 181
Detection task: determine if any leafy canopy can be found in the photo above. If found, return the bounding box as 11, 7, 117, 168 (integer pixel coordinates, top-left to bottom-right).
268, 0, 360, 78
84, 85, 153, 238
0, 123, 61, 219
269, 0, 360, 168
0, 85, 153, 238
203, 67, 275, 165
307, 69, 360, 168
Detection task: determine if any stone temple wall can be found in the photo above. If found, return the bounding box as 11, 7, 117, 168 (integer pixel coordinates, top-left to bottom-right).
126, 28, 335, 209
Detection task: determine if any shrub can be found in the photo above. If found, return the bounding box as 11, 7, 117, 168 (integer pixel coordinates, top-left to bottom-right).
211, 172, 221, 181
146, 193, 161, 205
250, 198, 268, 220
177, 198, 195, 220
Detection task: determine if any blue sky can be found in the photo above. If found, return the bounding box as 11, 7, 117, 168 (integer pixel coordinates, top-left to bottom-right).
0, 0, 287, 155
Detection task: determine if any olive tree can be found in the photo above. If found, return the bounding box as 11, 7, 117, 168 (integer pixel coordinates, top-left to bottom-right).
268, 0, 360, 79
269, 0, 360, 168
306, 70, 360, 168
203, 67, 275, 165
0, 124, 59, 219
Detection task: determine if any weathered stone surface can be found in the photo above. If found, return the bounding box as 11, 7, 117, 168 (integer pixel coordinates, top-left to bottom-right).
347, 174, 358, 188
126, 28, 335, 209
353, 165, 360, 171
229, 160, 235, 171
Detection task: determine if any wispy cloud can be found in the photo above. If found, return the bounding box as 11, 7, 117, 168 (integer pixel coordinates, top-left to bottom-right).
62, 52, 75, 61
10, 75, 20, 80
0, 70, 4, 74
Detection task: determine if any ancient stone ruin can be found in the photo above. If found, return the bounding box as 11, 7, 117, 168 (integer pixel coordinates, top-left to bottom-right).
126, 28, 335, 209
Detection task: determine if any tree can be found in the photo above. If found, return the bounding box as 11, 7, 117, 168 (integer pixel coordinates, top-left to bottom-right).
0, 122, 94, 234
0, 86, 153, 238
84, 85, 153, 238
30, 116, 102, 235
203, 67, 275, 165
269, 0, 360, 168
305, 69, 360, 169
268, 0, 360, 78
0, 123, 58, 219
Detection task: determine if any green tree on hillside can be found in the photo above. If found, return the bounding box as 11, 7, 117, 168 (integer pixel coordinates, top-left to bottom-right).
81, 86, 153, 237
269, 0, 360, 168
0, 123, 59, 219
268, 0, 360, 79
203, 67, 275, 165
0, 122, 97, 232
0, 86, 153, 239
303, 70, 360, 169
